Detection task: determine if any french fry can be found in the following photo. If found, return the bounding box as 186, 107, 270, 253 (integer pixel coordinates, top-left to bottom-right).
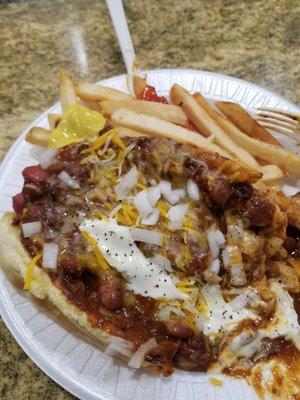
260, 165, 283, 181
193, 92, 217, 118
48, 114, 62, 130
59, 70, 77, 113
113, 126, 147, 138
111, 109, 260, 183
171, 84, 261, 171
111, 108, 230, 158
133, 76, 147, 98
100, 100, 188, 126
25, 127, 50, 147
215, 101, 282, 147
192, 92, 284, 181
75, 82, 132, 102
216, 116, 300, 176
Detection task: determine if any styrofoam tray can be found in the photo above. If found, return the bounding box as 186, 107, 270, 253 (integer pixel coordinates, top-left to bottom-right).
0, 69, 299, 400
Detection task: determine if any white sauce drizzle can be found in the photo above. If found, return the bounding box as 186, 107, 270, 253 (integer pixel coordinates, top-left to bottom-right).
200, 283, 258, 336
80, 219, 187, 300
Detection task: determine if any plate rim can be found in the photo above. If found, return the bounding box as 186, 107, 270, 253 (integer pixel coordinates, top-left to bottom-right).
0, 68, 299, 400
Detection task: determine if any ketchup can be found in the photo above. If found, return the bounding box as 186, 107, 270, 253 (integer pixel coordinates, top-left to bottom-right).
141, 85, 168, 104
186, 121, 198, 132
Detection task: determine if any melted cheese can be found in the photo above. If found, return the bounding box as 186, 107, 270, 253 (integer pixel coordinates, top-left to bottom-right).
80, 219, 187, 300
24, 252, 42, 290
268, 281, 300, 349
200, 283, 258, 336
222, 282, 300, 363
241, 282, 300, 356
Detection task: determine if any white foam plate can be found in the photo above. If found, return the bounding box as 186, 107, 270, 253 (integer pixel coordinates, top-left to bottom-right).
0, 69, 299, 400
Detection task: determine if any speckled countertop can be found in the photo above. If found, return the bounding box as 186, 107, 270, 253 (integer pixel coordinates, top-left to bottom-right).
0, 0, 299, 398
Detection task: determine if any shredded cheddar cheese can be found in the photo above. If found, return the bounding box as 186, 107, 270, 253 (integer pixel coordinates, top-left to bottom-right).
177, 280, 196, 287
209, 377, 223, 387
121, 209, 132, 225
157, 200, 169, 218
105, 203, 113, 210
122, 204, 138, 219
82, 130, 116, 154
133, 215, 141, 227
183, 217, 194, 230
198, 292, 208, 313
116, 148, 127, 167
78, 253, 98, 274
91, 210, 109, 221
136, 182, 147, 190
24, 253, 42, 290
112, 135, 126, 150
184, 244, 191, 262
81, 231, 109, 270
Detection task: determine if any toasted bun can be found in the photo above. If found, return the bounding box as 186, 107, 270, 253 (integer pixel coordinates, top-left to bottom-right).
0, 214, 163, 373
0, 214, 111, 342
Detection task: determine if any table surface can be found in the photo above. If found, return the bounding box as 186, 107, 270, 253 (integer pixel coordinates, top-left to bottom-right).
0, 0, 299, 399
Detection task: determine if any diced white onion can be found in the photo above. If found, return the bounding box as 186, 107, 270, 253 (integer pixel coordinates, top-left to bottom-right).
128, 338, 157, 369
187, 179, 200, 201
115, 165, 138, 200
207, 229, 225, 259
167, 203, 188, 231
168, 220, 181, 231
159, 181, 180, 204
147, 186, 161, 207
105, 336, 134, 358
207, 259, 220, 274
42, 242, 59, 269
230, 331, 256, 353
230, 266, 247, 287
173, 188, 186, 200
22, 221, 42, 238
134, 190, 153, 217
151, 254, 172, 271
228, 224, 243, 244
131, 227, 162, 246
222, 246, 231, 268
30, 146, 57, 168
195, 315, 205, 331
159, 180, 174, 203
134, 187, 161, 224
222, 246, 246, 286
281, 184, 299, 197
230, 293, 249, 311
40, 148, 57, 168
141, 208, 160, 225
58, 171, 80, 189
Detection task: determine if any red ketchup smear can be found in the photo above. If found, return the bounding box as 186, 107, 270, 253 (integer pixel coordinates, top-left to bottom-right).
141, 85, 168, 104
186, 120, 198, 132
